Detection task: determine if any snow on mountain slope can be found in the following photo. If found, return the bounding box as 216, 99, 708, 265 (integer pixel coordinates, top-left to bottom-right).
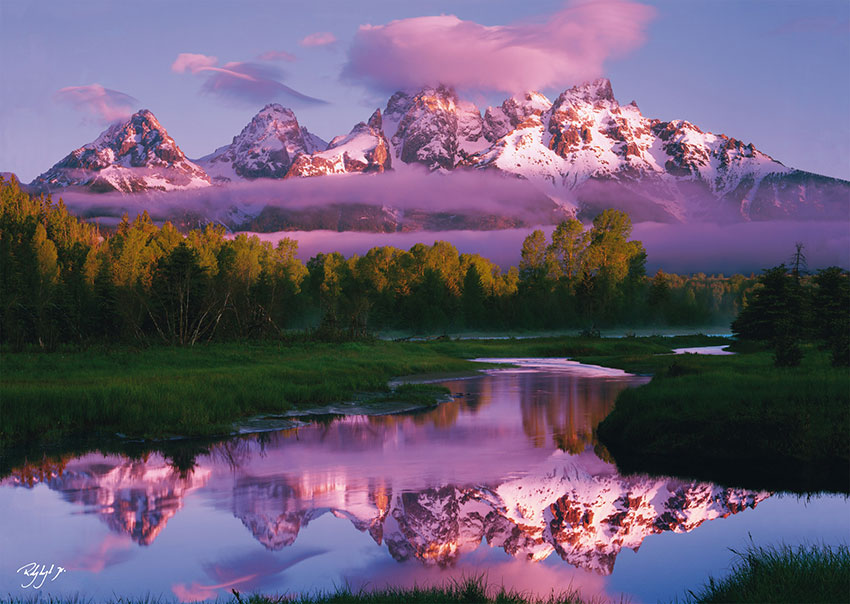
484, 91, 553, 142
381, 85, 489, 171
472, 79, 805, 221
285, 109, 391, 177
24, 81, 848, 226
197, 104, 327, 182
467, 79, 850, 221
31, 110, 211, 193
281, 78, 843, 222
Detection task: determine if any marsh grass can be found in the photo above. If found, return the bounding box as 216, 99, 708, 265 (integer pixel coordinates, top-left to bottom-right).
0, 341, 476, 451
596, 346, 850, 493
0, 335, 722, 454
237, 576, 594, 603
0, 577, 595, 604
686, 543, 850, 603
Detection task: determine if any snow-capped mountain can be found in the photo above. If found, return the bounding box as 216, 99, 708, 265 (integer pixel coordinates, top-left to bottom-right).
197, 103, 327, 182
484, 91, 553, 142
31, 110, 211, 193
469, 78, 845, 221
381, 85, 491, 171
24, 81, 849, 227
286, 109, 391, 177
256, 79, 847, 222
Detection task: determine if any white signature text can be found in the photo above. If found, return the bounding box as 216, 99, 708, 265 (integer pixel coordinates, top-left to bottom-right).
16, 562, 67, 589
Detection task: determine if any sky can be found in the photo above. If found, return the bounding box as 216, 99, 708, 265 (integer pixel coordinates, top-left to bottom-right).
1, 0, 848, 183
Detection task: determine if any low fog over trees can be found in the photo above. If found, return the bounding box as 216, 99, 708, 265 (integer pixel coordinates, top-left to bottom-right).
0, 177, 795, 348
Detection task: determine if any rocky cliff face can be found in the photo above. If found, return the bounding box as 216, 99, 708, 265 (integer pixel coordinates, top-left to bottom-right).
25, 81, 849, 226
286, 109, 391, 177
379, 85, 490, 171
31, 110, 211, 193
198, 104, 327, 182
484, 91, 553, 142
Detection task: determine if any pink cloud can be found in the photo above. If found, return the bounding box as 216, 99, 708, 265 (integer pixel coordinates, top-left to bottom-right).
172, 53, 326, 106
171, 52, 218, 74
54, 84, 138, 123
65, 533, 132, 573
300, 31, 337, 47
258, 49, 297, 62
343, 0, 655, 93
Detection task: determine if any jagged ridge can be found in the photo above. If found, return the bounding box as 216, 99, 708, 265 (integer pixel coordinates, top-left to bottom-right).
198, 103, 327, 182
26, 82, 849, 225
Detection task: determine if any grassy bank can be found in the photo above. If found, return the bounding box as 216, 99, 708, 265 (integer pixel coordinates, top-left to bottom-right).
0, 577, 591, 603
3, 334, 847, 493
596, 345, 850, 493
234, 577, 590, 604
686, 543, 850, 603
0, 341, 473, 450
0, 335, 720, 470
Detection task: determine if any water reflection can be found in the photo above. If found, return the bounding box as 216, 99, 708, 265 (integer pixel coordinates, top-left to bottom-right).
2, 364, 780, 600
223, 445, 766, 573
7, 457, 211, 546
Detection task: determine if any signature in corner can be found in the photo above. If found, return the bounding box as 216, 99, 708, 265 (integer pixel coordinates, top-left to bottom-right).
16, 562, 67, 589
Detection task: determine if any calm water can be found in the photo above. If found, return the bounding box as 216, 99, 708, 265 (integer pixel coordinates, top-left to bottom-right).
1, 360, 846, 602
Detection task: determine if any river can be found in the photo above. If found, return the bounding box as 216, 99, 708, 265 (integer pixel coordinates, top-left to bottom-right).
0, 359, 846, 601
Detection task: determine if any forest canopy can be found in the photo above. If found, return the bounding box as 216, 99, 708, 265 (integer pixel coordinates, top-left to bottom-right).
0, 177, 764, 347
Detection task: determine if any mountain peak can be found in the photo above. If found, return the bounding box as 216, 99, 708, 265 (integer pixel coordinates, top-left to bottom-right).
563, 78, 616, 104
256, 103, 296, 120
197, 105, 326, 181
31, 109, 210, 193
126, 109, 167, 133
368, 108, 382, 130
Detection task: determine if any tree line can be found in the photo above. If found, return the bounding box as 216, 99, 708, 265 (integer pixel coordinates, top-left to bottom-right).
732, 261, 849, 366
1, 177, 762, 348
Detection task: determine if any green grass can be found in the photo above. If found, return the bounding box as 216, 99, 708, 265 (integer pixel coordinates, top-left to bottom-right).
233, 576, 593, 604
0, 335, 722, 451
686, 543, 850, 603
596, 345, 850, 493
3, 334, 846, 493
0, 577, 594, 604
0, 341, 478, 450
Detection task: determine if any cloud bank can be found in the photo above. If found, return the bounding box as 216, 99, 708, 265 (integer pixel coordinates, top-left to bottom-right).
58, 169, 555, 226
237, 220, 850, 276
343, 0, 655, 93
172, 53, 325, 106
53, 169, 849, 275
55, 84, 138, 123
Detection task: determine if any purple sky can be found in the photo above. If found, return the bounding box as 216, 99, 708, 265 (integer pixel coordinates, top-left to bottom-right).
1, 0, 848, 183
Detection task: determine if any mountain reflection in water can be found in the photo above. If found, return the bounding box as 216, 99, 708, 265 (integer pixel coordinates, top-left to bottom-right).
2, 364, 784, 601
